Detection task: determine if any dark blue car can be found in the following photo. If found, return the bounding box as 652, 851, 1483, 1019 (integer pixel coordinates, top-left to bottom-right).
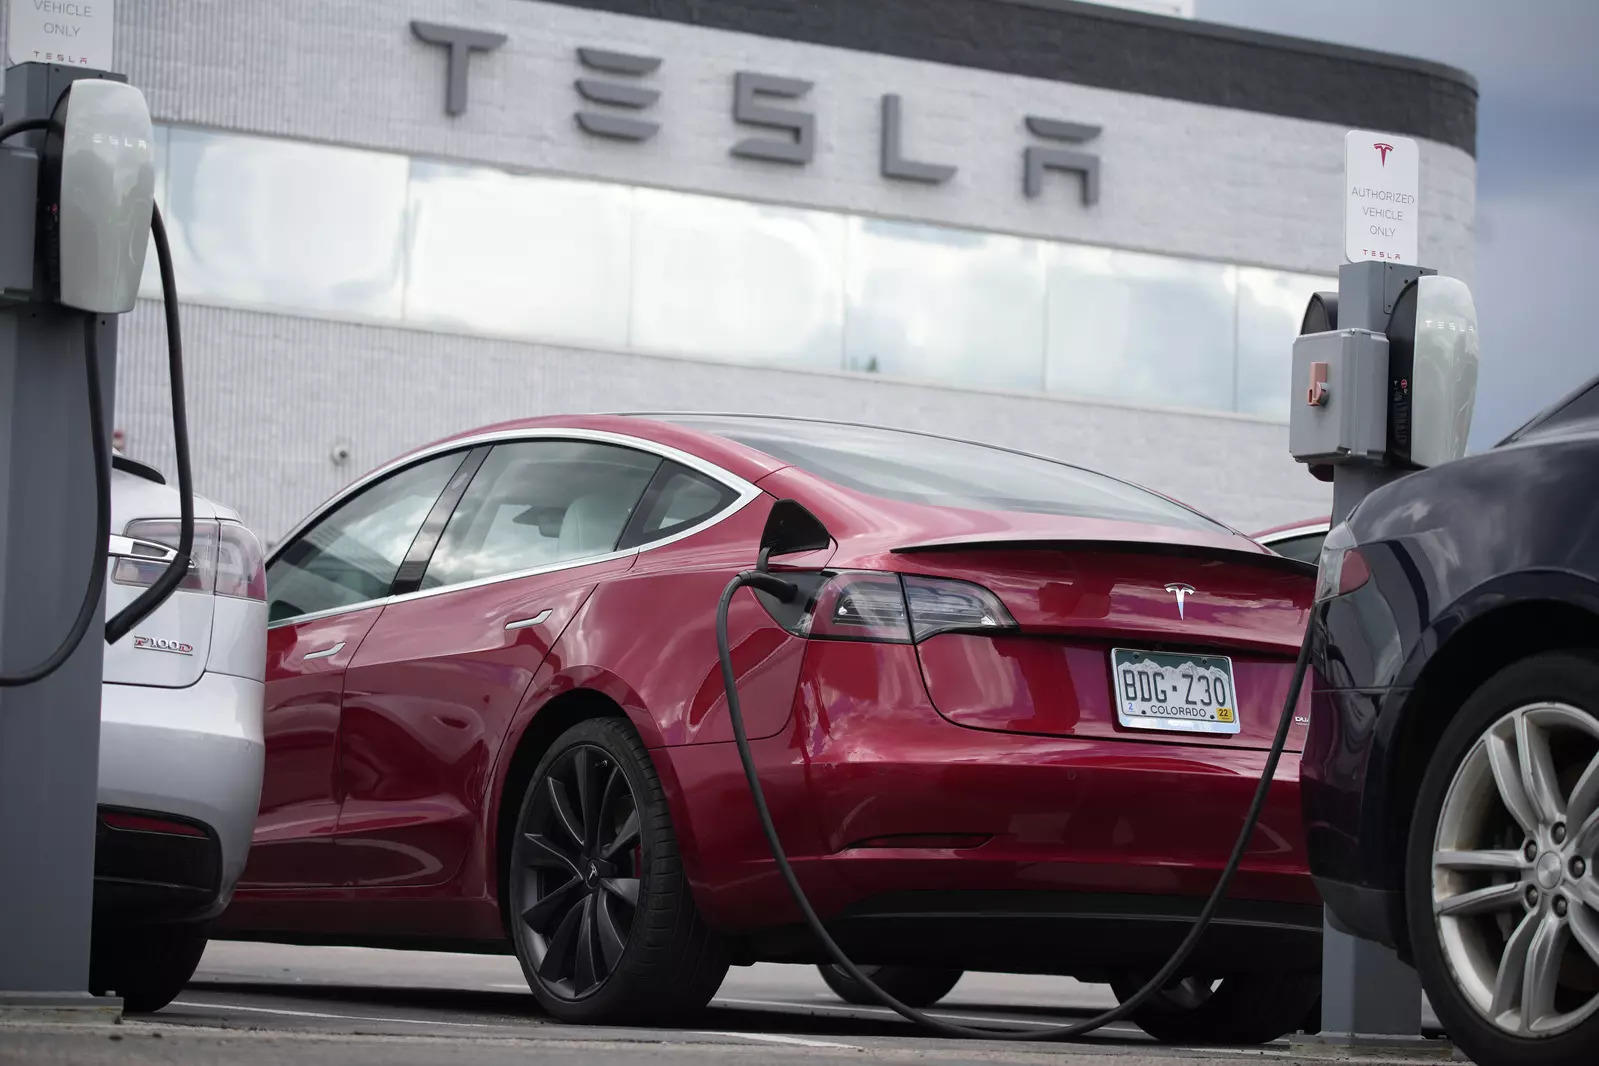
1305, 374, 1599, 1066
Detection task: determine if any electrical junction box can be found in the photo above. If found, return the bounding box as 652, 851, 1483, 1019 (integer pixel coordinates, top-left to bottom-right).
1289, 328, 1391, 467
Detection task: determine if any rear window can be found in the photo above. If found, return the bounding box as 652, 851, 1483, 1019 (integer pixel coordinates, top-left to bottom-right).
665, 416, 1226, 532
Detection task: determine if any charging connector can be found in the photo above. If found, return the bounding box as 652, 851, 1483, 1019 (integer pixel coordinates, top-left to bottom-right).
716, 564, 1311, 1039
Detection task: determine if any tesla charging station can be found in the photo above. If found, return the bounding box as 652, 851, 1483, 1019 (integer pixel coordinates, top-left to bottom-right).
1291, 131, 1480, 1044
0, 0, 164, 1011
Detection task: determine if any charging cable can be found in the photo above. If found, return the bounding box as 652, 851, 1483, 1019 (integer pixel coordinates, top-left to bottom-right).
105, 204, 193, 646
716, 566, 1311, 1039
0, 180, 193, 680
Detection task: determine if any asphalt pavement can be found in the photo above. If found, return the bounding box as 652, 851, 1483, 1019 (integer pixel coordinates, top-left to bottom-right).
0, 941, 1460, 1065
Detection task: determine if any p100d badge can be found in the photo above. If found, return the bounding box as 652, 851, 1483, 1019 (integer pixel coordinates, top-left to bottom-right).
132, 635, 194, 656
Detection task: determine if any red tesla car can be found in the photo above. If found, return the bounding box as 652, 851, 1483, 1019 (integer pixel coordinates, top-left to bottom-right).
220, 414, 1319, 1042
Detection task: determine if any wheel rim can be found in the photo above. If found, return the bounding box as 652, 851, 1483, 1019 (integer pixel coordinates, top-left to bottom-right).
514, 744, 643, 1000
1155, 977, 1218, 1011
1432, 701, 1599, 1036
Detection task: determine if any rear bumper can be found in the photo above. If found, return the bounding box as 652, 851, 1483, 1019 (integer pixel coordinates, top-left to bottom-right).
656, 640, 1316, 962
1300, 682, 1412, 950
98, 671, 264, 921
745, 890, 1322, 978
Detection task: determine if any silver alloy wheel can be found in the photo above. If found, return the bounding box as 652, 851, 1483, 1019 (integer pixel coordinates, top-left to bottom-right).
1433, 701, 1599, 1035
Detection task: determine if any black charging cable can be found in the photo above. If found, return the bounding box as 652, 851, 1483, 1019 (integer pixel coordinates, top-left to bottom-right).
0, 116, 56, 141
105, 204, 193, 645
716, 567, 1312, 1040
0, 190, 193, 679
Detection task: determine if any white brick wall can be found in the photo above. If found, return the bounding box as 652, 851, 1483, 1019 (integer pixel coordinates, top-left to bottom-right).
96, 0, 1477, 540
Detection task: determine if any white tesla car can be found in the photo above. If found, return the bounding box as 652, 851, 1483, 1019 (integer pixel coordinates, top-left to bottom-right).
92, 454, 266, 1012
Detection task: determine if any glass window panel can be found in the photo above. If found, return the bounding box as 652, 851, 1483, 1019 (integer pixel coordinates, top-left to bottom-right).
403, 163, 632, 346
844, 218, 1044, 391
1265, 531, 1327, 564
668, 415, 1227, 532
620, 461, 738, 549
1044, 246, 1236, 411
422, 441, 660, 588
266, 452, 465, 623
137, 124, 170, 301
630, 188, 844, 368
164, 128, 408, 318
1236, 267, 1336, 420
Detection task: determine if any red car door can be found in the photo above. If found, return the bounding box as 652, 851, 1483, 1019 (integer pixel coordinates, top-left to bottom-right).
333, 439, 662, 887
238, 449, 474, 891
243, 609, 382, 887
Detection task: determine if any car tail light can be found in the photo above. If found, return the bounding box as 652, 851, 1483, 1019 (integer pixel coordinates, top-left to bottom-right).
216, 522, 267, 600
114, 519, 268, 601
762, 571, 1017, 644
1314, 522, 1371, 601
113, 519, 218, 593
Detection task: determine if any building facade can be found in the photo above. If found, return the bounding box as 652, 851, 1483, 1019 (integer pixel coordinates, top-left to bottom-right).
47, 0, 1476, 540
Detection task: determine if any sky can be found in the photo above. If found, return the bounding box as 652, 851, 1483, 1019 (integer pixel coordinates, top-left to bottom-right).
1197, 0, 1599, 448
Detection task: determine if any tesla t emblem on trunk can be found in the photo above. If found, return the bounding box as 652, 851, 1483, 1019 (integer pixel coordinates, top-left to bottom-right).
1164, 583, 1196, 620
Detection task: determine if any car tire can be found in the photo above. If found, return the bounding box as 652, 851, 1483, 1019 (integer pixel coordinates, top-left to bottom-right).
1405, 651, 1599, 1066
1110, 971, 1320, 1044
817, 964, 964, 1008
89, 920, 209, 1013
508, 717, 729, 1025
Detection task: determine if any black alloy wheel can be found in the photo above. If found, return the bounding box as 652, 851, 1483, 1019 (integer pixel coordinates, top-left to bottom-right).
516, 742, 641, 999
508, 717, 729, 1024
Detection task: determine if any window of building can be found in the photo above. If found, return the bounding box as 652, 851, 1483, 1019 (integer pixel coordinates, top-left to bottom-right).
144, 124, 1334, 423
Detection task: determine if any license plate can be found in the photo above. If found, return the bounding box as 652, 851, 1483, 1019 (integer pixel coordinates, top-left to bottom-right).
1110, 648, 1239, 735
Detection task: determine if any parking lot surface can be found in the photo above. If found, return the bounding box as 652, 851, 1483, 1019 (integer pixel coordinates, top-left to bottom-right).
0, 942, 1460, 1065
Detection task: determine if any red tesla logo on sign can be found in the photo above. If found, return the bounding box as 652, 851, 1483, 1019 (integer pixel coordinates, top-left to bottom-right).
1373, 142, 1394, 166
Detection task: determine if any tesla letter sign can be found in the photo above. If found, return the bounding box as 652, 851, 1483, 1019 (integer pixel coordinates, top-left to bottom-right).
6, 0, 115, 69
1344, 129, 1419, 265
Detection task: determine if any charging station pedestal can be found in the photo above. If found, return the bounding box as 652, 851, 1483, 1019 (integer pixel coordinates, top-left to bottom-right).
0, 59, 124, 1016
1291, 247, 1489, 1047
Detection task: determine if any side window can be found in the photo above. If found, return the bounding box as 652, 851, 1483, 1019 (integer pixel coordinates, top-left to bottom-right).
266, 452, 465, 624
421, 441, 660, 589
618, 461, 740, 549
1268, 532, 1326, 565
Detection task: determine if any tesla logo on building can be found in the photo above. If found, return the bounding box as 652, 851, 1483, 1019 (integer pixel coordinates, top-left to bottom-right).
1373, 142, 1394, 166
409, 20, 1104, 205
1164, 583, 1196, 620
132, 635, 194, 656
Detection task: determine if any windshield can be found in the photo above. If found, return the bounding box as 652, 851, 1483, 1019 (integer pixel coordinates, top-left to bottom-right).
664, 416, 1228, 533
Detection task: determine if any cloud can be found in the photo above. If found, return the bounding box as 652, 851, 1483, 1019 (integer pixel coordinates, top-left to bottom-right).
1196, 0, 1599, 446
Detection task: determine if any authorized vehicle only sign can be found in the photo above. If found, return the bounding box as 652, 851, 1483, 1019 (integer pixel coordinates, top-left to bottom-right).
6, 0, 114, 69
1345, 130, 1419, 265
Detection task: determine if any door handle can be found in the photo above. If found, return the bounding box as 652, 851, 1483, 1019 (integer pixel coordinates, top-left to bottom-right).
303, 641, 345, 661
505, 609, 552, 632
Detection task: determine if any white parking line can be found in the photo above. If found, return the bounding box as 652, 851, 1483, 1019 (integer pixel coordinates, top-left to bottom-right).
693, 1030, 860, 1049
171, 999, 497, 1029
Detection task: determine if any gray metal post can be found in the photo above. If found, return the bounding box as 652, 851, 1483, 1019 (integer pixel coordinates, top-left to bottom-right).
1313, 259, 1427, 1046
0, 61, 121, 1016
